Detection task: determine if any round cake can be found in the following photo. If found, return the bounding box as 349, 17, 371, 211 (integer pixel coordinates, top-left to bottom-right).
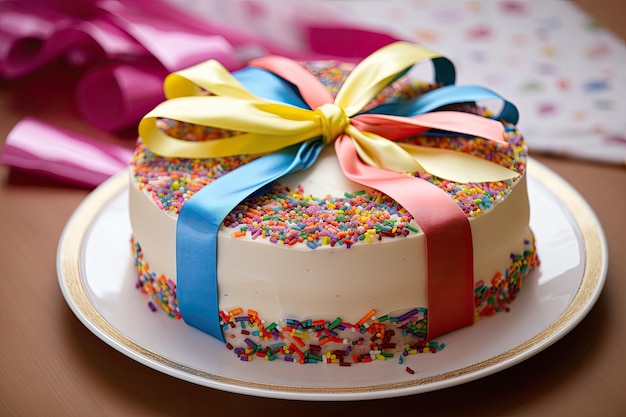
129, 42, 539, 365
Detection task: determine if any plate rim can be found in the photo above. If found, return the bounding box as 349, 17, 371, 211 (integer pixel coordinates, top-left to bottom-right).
57, 158, 608, 400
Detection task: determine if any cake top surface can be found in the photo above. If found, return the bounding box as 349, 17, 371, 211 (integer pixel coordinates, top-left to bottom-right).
131, 59, 527, 248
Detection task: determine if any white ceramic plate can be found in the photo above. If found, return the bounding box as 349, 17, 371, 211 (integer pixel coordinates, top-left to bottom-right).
57, 159, 607, 401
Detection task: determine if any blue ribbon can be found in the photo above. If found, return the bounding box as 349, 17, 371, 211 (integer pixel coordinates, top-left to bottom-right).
177, 139, 324, 339
175, 62, 518, 340
234, 67, 309, 108
368, 85, 519, 125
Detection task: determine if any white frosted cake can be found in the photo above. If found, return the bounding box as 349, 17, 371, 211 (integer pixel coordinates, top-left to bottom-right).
130, 42, 539, 365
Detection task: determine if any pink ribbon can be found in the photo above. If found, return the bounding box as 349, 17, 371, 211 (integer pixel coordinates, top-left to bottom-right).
0, 117, 132, 187
335, 137, 474, 339
0, 0, 239, 131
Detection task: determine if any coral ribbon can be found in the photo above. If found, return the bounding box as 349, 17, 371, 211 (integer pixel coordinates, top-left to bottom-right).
139, 42, 520, 341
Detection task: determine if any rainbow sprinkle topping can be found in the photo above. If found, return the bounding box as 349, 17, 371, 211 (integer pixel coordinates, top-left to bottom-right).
220, 305, 442, 365
133, 237, 181, 319
225, 186, 418, 248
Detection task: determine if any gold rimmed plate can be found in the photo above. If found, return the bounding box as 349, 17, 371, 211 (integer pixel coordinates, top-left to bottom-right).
57, 158, 607, 400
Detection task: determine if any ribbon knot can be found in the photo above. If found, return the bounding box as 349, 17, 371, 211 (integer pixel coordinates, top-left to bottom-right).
314, 103, 350, 145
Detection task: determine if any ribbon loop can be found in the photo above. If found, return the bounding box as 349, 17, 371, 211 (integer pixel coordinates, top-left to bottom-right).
314, 103, 349, 145
345, 124, 425, 173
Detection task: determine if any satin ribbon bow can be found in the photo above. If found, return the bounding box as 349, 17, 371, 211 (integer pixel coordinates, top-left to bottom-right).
140, 42, 518, 184
138, 41, 520, 341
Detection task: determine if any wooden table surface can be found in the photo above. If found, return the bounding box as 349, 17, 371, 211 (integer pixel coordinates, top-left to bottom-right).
1, 2, 624, 416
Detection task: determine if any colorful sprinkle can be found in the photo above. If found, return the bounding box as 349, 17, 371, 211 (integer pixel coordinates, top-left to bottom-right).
132, 237, 181, 319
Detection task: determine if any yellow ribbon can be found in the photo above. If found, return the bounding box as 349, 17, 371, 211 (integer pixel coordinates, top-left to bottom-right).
138, 42, 519, 184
